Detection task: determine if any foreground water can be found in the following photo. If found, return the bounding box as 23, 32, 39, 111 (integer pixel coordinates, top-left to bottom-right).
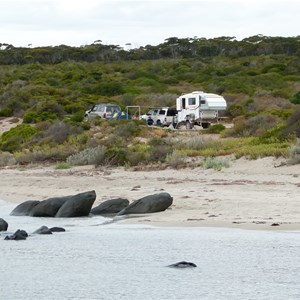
1, 200, 300, 300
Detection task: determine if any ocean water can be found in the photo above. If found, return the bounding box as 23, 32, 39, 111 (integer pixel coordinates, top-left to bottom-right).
1, 200, 300, 300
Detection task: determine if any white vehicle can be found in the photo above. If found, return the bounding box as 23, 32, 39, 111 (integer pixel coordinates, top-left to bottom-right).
153, 107, 177, 127
173, 91, 227, 129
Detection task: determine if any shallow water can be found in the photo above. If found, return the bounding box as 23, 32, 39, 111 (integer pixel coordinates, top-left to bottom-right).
1, 200, 300, 300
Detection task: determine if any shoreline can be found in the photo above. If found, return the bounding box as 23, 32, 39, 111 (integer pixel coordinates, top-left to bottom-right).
1, 156, 300, 231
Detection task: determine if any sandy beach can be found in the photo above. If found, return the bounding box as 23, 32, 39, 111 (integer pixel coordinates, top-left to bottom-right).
0, 157, 299, 231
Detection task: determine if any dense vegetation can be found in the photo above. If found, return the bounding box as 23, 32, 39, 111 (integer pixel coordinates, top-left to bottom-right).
0, 35, 300, 168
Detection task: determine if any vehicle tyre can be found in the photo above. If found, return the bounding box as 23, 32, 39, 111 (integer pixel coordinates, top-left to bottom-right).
156, 119, 162, 126
202, 122, 210, 129
186, 121, 194, 129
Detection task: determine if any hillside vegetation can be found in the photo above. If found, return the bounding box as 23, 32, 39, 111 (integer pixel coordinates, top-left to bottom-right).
0, 35, 300, 168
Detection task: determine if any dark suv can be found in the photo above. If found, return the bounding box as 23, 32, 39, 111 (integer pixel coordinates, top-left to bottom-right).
85, 103, 121, 120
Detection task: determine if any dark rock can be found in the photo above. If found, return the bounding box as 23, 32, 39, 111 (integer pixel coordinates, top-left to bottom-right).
91, 198, 129, 215
30, 196, 72, 217
0, 218, 8, 231
4, 229, 28, 240
10, 200, 40, 216
32, 226, 52, 234
117, 192, 173, 216
168, 261, 197, 268
49, 227, 66, 232
271, 223, 280, 226
55, 190, 96, 218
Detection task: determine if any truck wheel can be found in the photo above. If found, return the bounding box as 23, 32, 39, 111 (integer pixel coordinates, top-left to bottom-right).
202, 122, 210, 129
156, 119, 162, 126
186, 121, 194, 129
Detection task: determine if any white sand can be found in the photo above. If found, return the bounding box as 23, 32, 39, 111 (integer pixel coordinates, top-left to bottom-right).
0, 157, 299, 231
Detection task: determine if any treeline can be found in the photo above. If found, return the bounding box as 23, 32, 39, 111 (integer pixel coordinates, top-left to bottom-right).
0, 35, 300, 65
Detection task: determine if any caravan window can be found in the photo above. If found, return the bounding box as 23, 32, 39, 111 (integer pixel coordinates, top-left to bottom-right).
199, 96, 206, 105
188, 97, 196, 105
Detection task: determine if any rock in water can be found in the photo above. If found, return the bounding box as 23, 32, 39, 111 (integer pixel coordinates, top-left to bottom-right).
168, 261, 197, 268
32, 226, 53, 234
0, 218, 8, 231
4, 229, 28, 240
49, 227, 66, 232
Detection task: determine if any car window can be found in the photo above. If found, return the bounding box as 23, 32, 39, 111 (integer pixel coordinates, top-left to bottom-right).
96, 105, 104, 112
167, 110, 177, 116
159, 110, 166, 115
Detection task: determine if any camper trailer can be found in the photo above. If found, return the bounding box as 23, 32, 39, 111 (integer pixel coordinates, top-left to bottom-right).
174, 91, 227, 129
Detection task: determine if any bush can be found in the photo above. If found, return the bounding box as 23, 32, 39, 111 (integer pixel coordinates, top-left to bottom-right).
179, 136, 213, 150
0, 107, 13, 117
114, 121, 142, 138
0, 151, 16, 166
69, 111, 85, 123
201, 156, 230, 171
0, 124, 39, 152
287, 139, 300, 165
165, 150, 187, 168
226, 114, 279, 137
66, 145, 106, 166
281, 107, 300, 138
55, 162, 71, 169
207, 124, 226, 134
290, 90, 300, 104
226, 103, 246, 118
126, 146, 149, 166
39, 121, 83, 144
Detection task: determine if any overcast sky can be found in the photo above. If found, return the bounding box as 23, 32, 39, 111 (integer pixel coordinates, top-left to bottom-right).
1, 0, 299, 48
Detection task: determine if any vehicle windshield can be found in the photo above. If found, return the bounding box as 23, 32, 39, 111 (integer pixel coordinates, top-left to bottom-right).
107, 106, 121, 113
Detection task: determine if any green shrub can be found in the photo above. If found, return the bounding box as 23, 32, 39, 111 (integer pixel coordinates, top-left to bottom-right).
287, 139, 300, 165
68, 111, 85, 123
226, 104, 246, 118
104, 147, 128, 166
290, 91, 300, 104
226, 114, 279, 138
165, 150, 187, 168
207, 124, 226, 134
280, 107, 300, 138
0, 124, 39, 152
114, 121, 142, 138
179, 136, 213, 150
126, 146, 149, 166
0, 107, 13, 117
0, 151, 16, 166
55, 162, 71, 169
23, 111, 39, 123
201, 156, 230, 171
235, 143, 289, 159
38, 121, 83, 144
67, 145, 106, 166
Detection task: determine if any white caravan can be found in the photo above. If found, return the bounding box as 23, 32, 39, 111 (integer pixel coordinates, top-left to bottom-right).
174, 91, 227, 129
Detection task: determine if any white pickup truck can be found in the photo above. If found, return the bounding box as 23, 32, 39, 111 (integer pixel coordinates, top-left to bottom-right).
152, 107, 178, 127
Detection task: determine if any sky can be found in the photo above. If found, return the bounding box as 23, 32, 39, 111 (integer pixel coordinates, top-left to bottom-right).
0, 0, 299, 48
